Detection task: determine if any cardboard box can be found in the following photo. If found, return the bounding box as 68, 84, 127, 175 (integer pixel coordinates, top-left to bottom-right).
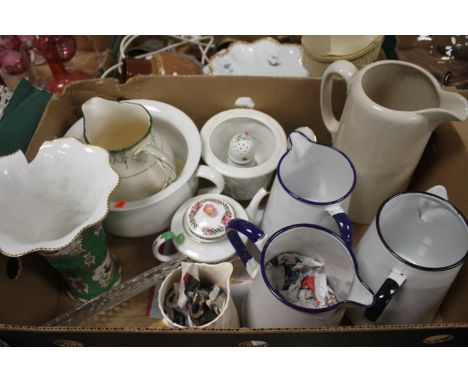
1, 76, 468, 346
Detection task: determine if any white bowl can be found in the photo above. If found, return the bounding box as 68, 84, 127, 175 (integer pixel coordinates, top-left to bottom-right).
201, 108, 287, 200
66, 100, 224, 238
204, 38, 309, 77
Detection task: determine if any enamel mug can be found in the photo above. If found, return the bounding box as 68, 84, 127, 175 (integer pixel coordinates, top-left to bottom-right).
261, 127, 356, 248
347, 186, 468, 325
227, 219, 374, 328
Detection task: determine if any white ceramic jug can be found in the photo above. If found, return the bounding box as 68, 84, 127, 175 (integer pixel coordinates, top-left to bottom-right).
82, 97, 177, 202
347, 186, 468, 325
227, 219, 374, 328
321, 60, 468, 224
158, 262, 240, 329
261, 127, 356, 248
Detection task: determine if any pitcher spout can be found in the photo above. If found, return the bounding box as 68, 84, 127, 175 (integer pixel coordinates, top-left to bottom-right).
287, 127, 317, 160
418, 91, 468, 129
347, 277, 375, 307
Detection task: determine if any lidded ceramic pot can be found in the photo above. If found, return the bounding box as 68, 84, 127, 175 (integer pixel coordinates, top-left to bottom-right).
153, 188, 268, 263
201, 107, 287, 200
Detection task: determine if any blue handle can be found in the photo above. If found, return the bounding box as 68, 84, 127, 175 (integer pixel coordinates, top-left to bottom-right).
331, 212, 353, 249
226, 218, 265, 268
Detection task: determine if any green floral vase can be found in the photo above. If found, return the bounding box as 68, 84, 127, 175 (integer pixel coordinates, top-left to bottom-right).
41, 223, 121, 302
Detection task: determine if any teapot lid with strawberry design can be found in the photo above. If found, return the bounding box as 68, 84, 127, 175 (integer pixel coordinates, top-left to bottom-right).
183, 197, 236, 242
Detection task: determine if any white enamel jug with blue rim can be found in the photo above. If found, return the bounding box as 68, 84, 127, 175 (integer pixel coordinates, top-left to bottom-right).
347, 185, 468, 325
227, 219, 374, 328
261, 127, 356, 248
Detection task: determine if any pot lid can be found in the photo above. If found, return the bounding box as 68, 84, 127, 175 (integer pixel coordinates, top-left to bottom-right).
183, 197, 236, 242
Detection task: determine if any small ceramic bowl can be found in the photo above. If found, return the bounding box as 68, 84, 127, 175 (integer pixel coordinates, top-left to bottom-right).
201, 108, 287, 200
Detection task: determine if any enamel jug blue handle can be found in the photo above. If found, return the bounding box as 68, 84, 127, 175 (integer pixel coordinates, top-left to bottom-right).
364, 269, 406, 322
326, 205, 353, 249
227, 218, 265, 278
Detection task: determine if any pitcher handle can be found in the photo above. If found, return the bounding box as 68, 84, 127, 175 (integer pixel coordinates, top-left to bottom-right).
364, 269, 407, 322
152, 231, 185, 263
320, 60, 358, 141
227, 218, 265, 279
133, 142, 177, 186
326, 205, 353, 249
194, 164, 225, 195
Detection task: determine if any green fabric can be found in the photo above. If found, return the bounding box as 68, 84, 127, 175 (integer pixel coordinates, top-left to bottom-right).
0, 78, 52, 156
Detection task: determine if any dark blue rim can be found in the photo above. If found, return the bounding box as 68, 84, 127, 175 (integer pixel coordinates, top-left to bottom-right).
259, 223, 374, 314
377, 191, 468, 272
276, 131, 357, 206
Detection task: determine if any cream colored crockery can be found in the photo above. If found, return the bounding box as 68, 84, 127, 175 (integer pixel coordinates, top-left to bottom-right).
80, 97, 176, 202
158, 262, 240, 329
66, 99, 224, 237
321, 60, 468, 223
301, 35, 383, 76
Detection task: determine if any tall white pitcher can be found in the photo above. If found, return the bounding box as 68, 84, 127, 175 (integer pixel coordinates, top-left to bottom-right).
321, 60, 468, 224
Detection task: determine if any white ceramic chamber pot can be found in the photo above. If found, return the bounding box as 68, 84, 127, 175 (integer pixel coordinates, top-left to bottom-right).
66, 100, 225, 237
227, 219, 374, 328
347, 186, 468, 325
201, 107, 287, 201
153, 188, 268, 264
261, 127, 356, 248
157, 262, 240, 329
320, 60, 468, 224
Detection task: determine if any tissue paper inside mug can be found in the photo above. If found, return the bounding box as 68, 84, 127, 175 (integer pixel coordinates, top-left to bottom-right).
164, 262, 226, 327
265, 252, 346, 309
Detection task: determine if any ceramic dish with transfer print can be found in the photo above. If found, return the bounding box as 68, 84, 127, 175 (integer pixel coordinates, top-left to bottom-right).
204, 38, 308, 77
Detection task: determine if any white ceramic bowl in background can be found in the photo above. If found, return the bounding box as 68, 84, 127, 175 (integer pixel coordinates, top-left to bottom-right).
201, 108, 287, 201
66, 100, 224, 238
204, 38, 309, 77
